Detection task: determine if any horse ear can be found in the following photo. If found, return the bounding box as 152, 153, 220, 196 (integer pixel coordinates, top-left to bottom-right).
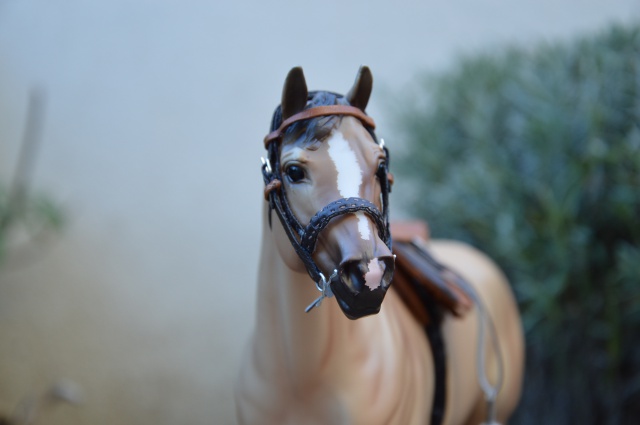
346, 66, 373, 111
281, 67, 308, 120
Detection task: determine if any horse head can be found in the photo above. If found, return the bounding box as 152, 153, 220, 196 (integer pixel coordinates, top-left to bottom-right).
262, 66, 395, 320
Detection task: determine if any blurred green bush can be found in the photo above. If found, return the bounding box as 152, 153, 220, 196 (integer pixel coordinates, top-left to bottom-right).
0, 184, 64, 267
0, 91, 63, 270
394, 23, 640, 424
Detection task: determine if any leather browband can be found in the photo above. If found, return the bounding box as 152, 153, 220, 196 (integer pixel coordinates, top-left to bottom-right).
264, 105, 376, 147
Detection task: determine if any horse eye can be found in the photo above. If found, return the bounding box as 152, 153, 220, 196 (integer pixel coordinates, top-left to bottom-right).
285, 165, 306, 183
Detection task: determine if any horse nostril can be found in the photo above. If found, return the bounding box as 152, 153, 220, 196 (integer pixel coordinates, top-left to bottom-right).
340, 260, 368, 294
339, 257, 395, 294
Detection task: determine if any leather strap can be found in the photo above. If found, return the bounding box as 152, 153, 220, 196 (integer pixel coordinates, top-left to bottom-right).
264, 105, 376, 147
264, 179, 282, 200
300, 197, 390, 253
427, 318, 447, 425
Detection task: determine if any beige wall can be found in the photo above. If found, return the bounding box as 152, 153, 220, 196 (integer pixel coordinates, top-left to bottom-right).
0, 1, 638, 424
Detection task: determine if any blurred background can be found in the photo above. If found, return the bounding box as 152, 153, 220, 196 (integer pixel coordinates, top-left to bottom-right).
0, 1, 638, 424
395, 23, 640, 424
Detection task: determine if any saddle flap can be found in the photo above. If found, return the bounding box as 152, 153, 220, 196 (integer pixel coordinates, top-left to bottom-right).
391, 221, 473, 326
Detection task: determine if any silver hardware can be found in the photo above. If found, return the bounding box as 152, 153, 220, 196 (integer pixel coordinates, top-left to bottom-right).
305, 269, 337, 313
261, 157, 272, 174
380, 138, 385, 148
480, 398, 501, 425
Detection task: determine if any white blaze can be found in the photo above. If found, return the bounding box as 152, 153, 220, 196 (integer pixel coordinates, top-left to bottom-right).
364, 258, 385, 290
326, 131, 370, 241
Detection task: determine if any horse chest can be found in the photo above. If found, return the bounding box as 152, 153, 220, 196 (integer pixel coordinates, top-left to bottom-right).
297, 291, 435, 425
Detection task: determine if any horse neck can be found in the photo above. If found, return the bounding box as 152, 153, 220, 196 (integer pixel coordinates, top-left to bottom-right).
252, 203, 373, 385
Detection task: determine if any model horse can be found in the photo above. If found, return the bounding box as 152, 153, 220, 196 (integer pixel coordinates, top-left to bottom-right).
235, 67, 524, 425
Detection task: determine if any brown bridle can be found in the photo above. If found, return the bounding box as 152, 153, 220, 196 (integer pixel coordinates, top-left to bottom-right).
264, 105, 375, 147
261, 104, 392, 312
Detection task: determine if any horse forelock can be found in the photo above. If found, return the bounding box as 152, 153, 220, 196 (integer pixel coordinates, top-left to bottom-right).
270, 91, 372, 148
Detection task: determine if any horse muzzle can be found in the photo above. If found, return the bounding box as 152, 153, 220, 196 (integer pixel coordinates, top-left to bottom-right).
330, 256, 395, 320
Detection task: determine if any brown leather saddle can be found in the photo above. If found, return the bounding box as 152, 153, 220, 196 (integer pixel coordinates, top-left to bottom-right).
391, 221, 472, 325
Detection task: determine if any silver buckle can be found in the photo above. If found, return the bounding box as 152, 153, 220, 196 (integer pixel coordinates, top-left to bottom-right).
261, 157, 272, 174
305, 269, 337, 313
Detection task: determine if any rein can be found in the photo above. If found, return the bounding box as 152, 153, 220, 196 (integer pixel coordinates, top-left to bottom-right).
261, 105, 393, 312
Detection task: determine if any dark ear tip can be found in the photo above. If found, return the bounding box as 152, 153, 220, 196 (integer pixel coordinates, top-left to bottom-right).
359, 65, 372, 83
284, 66, 306, 87
281, 66, 309, 120
287, 66, 304, 79
347, 66, 373, 111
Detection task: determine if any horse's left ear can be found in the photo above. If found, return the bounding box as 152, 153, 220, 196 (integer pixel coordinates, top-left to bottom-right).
346, 66, 373, 111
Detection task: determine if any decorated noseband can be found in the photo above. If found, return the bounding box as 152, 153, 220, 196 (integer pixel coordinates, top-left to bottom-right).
261, 105, 393, 311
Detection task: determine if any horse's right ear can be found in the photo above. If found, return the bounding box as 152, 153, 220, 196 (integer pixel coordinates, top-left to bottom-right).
346, 66, 373, 111
281, 67, 308, 120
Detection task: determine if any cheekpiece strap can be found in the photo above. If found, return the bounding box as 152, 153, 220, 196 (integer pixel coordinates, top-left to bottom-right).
264, 105, 376, 147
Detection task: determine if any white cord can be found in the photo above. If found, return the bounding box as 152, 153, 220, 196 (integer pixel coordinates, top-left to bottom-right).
464, 282, 504, 425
